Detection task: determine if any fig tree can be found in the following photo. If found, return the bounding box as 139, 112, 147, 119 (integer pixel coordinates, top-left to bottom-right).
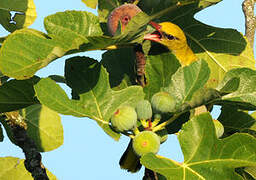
151, 92, 176, 113
132, 131, 160, 156
111, 106, 137, 132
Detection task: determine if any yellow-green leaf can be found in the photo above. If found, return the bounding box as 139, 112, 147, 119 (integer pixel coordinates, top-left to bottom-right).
82, 0, 98, 9
0, 157, 57, 180
21, 104, 64, 152
0, 29, 65, 80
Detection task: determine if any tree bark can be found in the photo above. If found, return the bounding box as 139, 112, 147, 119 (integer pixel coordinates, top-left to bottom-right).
242, 0, 256, 49
2, 112, 49, 180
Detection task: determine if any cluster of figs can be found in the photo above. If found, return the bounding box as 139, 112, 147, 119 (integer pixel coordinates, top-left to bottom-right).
111, 91, 175, 156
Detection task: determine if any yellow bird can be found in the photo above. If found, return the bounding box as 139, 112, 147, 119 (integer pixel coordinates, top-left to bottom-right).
119, 21, 198, 173
144, 21, 197, 66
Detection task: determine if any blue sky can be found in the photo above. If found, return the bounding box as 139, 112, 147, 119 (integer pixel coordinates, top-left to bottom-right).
0, 0, 254, 179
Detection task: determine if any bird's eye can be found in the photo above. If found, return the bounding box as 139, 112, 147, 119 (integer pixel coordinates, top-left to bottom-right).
162, 32, 176, 40
166, 34, 175, 40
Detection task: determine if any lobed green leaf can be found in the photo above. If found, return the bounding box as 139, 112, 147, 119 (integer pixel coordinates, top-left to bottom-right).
141, 113, 256, 180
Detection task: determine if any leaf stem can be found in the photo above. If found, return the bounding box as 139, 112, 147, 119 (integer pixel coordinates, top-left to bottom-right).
152, 113, 181, 132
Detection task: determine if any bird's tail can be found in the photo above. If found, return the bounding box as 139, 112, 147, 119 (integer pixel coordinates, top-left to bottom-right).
119, 140, 142, 173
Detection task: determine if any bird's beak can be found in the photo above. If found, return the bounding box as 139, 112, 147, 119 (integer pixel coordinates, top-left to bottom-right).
149, 21, 161, 31
144, 21, 162, 42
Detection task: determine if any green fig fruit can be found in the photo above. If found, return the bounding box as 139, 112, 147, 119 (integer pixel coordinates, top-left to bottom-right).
111, 106, 137, 132
135, 100, 152, 120
151, 92, 176, 113
213, 119, 224, 138
132, 131, 160, 156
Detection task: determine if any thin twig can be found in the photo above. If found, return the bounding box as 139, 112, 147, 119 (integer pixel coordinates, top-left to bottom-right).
242, 0, 256, 49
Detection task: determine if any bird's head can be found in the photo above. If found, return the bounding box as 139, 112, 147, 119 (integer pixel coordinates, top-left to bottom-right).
144, 21, 188, 51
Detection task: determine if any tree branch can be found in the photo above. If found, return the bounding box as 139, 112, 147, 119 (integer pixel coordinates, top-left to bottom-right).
3, 112, 49, 180
12, 125, 49, 180
242, 0, 256, 49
